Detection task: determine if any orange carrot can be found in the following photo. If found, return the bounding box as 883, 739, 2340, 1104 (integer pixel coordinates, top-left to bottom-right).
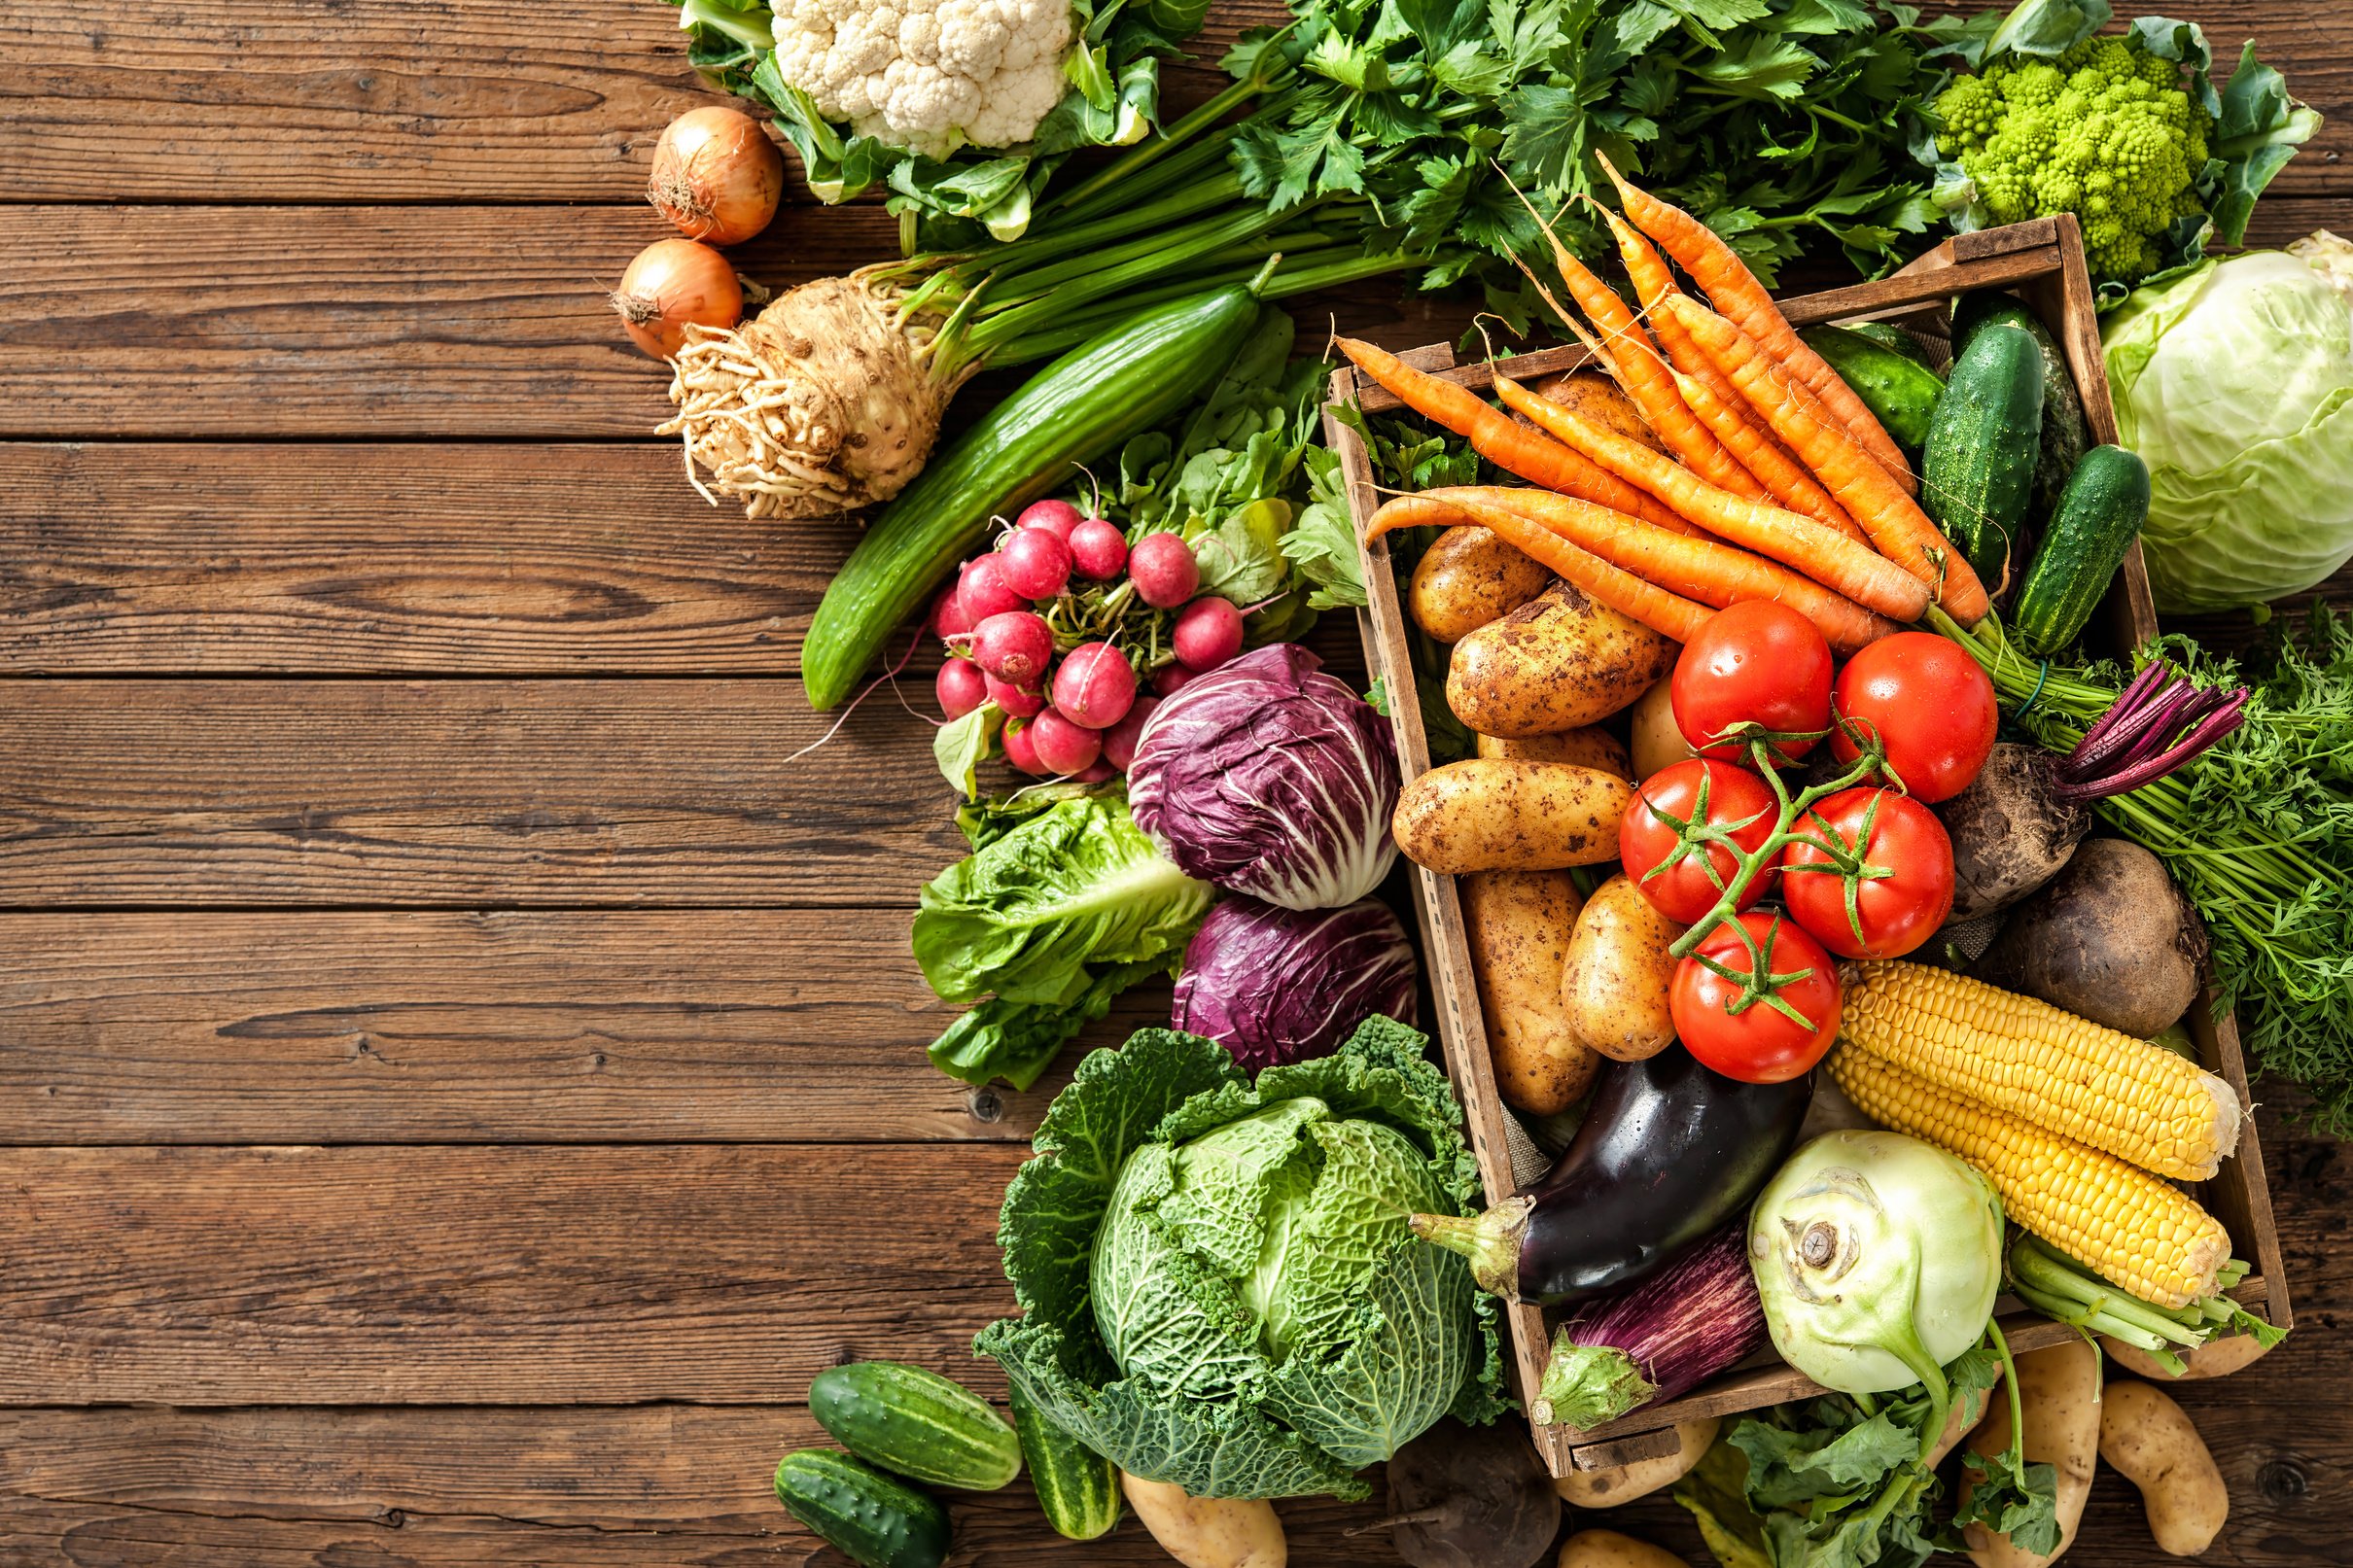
1368, 492, 1713, 643
1503, 189, 1766, 502
1663, 296, 1992, 625
1492, 371, 1932, 624
1395, 487, 1899, 653
1598, 154, 1916, 493
1590, 202, 1867, 542
1336, 337, 1690, 534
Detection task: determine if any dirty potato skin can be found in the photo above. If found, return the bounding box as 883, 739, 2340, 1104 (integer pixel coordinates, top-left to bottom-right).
1462, 870, 1600, 1115
1450, 581, 1677, 738
1477, 726, 1633, 779
1394, 760, 1633, 873
1528, 370, 1666, 453
1560, 874, 1685, 1061
1411, 526, 1553, 644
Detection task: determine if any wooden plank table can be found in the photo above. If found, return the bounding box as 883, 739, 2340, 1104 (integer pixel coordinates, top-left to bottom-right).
0, 3, 2347, 1562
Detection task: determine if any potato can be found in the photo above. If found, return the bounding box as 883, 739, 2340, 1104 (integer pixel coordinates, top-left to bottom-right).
1560, 875, 1684, 1062
1555, 1418, 1718, 1509
1973, 839, 2204, 1038
1462, 870, 1599, 1115
1411, 526, 1553, 644
1477, 726, 1633, 779
1449, 581, 1675, 738
1627, 677, 1696, 780
1558, 1528, 1685, 1568
1962, 1339, 2102, 1568
2098, 1379, 2229, 1555
1122, 1473, 1285, 1568
1528, 370, 1666, 453
1393, 760, 1634, 873
2102, 1332, 2272, 1381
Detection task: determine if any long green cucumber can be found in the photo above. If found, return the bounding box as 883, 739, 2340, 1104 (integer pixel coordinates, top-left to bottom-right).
1954, 295, 2089, 520
1921, 322, 2044, 588
1800, 325, 1947, 451
1009, 1383, 1120, 1540
774, 1449, 950, 1568
809, 1362, 1021, 1490
802, 288, 1266, 709
2012, 445, 2151, 656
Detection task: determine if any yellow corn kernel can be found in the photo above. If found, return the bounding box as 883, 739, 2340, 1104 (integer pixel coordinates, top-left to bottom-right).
1830, 1044, 2229, 1309
1840, 960, 2240, 1182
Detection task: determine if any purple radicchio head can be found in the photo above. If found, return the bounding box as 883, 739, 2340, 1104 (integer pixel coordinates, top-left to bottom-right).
1171, 895, 1419, 1070
1126, 644, 1401, 910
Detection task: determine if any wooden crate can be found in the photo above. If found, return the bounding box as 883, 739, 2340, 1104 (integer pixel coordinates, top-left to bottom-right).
1330, 215, 2291, 1479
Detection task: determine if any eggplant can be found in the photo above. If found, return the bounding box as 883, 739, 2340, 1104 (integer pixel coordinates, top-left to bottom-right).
1411, 1048, 1809, 1307
1530, 1224, 1765, 1430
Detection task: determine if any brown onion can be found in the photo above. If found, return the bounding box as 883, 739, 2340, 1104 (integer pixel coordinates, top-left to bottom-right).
611, 238, 742, 360
648, 106, 785, 245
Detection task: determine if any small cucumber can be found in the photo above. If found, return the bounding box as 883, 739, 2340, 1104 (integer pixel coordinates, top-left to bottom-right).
809, 1361, 1022, 1491
774, 1449, 950, 1568
803, 287, 1266, 710
1801, 325, 1947, 450
1840, 319, 1938, 367
1009, 1383, 1121, 1541
1921, 322, 2045, 589
2012, 445, 2151, 656
1954, 294, 2089, 520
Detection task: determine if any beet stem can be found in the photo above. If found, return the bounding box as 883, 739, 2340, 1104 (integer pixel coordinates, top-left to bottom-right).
2050, 662, 2250, 803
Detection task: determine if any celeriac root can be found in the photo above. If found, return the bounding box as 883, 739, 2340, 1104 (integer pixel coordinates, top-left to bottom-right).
657, 266, 967, 520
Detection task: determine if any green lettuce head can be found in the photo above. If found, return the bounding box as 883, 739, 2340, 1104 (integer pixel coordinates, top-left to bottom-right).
976, 1018, 1506, 1500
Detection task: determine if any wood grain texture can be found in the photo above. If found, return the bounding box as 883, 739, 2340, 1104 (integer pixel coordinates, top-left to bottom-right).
0, 443, 826, 674
0, 911, 1155, 1144
0, 1406, 1387, 1567
0, 678, 972, 907
0, 1143, 1023, 1406
2, 0, 2345, 203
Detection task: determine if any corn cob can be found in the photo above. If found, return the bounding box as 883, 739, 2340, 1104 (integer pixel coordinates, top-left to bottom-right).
1830, 1044, 2229, 1308
1839, 960, 2241, 1181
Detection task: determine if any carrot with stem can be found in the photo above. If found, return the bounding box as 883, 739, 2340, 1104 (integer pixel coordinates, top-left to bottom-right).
1597, 153, 1916, 493
1502, 184, 1766, 502
1392, 486, 1900, 653
1661, 296, 1991, 625
1492, 369, 1932, 624
1335, 336, 1690, 534
1590, 201, 1865, 541
1366, 491, 1713, 643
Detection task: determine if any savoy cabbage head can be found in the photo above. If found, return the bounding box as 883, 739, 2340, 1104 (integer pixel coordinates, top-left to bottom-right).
975, 1018, 1506, 1500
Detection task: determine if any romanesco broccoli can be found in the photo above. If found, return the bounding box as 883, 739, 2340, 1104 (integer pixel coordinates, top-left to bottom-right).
1935, 35, 2211, 284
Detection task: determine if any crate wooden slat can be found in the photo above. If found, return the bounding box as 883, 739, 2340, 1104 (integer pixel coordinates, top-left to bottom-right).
1336, 216, 2287, 1478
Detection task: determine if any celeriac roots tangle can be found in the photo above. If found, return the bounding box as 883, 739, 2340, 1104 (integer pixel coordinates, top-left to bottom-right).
657, 265, 971, 520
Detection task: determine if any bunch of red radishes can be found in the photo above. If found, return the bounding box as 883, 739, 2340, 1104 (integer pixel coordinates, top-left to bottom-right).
932, 499, 1249, 781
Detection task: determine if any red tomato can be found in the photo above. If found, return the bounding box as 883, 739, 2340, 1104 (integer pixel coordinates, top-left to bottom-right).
1619, 758, 1782, 923
1671, 602, 1834, 766
1828, 632, 1997, 803
1671, 911, 1842, 1083
1781, 787, 1956, 959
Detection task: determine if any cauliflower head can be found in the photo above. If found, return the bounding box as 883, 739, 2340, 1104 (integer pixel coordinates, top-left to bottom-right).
771, 0, 1073, 159
1935, 35, 2211, 283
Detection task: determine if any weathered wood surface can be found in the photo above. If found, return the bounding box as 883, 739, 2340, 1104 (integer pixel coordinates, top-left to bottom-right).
2, 0, 2345, 200
2, 0, 2349, 1562
0, 912, 1134, 1144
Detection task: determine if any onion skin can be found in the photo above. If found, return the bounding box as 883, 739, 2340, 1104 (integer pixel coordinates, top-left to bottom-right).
612, 238, 742, 360
649, 106, 785, 245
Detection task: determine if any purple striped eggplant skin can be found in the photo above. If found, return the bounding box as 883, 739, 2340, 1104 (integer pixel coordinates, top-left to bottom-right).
1531, 1224, 1767, 1430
